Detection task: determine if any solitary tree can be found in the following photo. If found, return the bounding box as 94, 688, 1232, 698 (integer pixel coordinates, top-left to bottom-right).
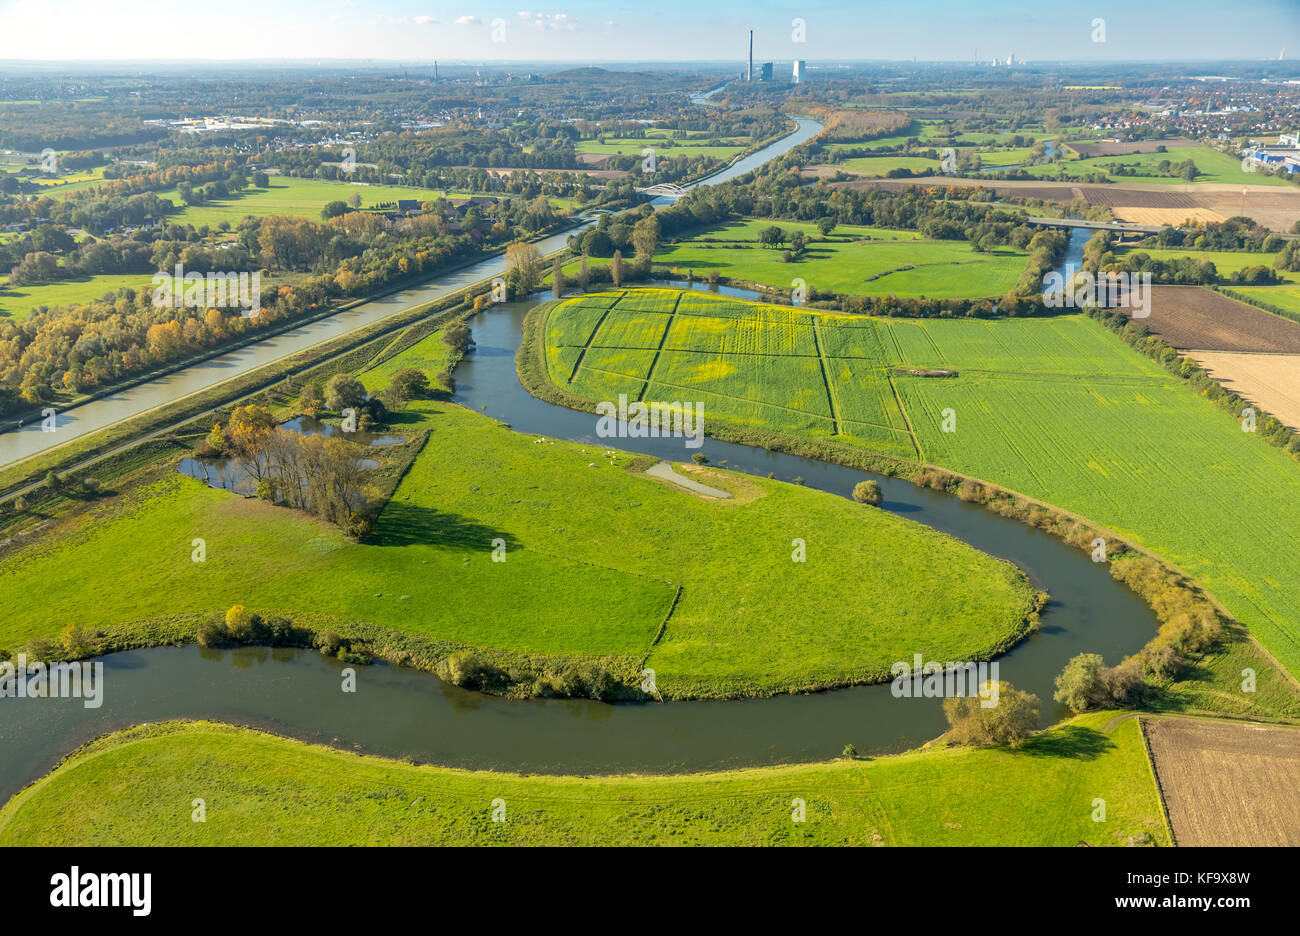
552, 256, 565, 298
1053, 653, 1105, 713
324, 374, 367, 413
506, 241, 543, 295
611, 249, 624, 288
631, 214, 660, 268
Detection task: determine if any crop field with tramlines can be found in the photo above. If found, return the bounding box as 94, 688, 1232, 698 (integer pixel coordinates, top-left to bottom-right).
543, 288, 1300, 678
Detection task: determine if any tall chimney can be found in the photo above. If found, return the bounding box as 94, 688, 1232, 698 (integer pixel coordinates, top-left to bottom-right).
748, 30, 753, 82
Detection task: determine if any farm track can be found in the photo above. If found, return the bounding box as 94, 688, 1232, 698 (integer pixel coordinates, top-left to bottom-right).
635, 291, 683, 402
810, 318, 841, 434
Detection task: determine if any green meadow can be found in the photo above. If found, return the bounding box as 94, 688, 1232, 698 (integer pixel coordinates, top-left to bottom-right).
0, 714, 1169, 846
1025, 145, 1289, 186
1110, 246, 1286, 278
0, 327, 1036, 699
574, 138, 747, 160
154, 177, 479, 228
541, 289, 1300, 678
1230, 284, 1300, 317
0, 272, 152, 319
656, 219, 1028, 298
835, 155, 943, 176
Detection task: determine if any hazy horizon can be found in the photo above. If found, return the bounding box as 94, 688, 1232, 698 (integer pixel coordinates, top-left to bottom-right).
0, 0, 1297, 64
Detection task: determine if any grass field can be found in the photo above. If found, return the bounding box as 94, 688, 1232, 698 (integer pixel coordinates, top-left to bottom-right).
1232, 284, 1300, 318
1111, 246, 1287, 278
574, 138, 746, 160
1025, 145, 1291, 187
656, 218, 1028, 298
541, 289, 1300, 678
0, 336, 1036, 698
153, 177, 484, 228
835, 155, 942, 176
0, 714, 1170, 845
0, 273, 152, 319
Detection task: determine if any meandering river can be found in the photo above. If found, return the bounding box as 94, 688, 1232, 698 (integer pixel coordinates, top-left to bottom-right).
0, 117, 1158, 804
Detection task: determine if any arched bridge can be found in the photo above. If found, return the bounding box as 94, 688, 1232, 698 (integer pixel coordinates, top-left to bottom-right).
636, 182, 688, 198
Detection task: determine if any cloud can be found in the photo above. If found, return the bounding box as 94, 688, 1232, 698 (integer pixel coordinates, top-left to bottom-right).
521, 11, 576, 31
454, 14, 479, 26
414, 15, 437, 25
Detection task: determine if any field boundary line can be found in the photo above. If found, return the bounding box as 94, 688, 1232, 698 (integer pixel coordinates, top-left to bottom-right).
648, 584, 683, 650
884, 371, 923, 461
811, 317, 842, 435
636, 291, 682, 402
633, 373, 838, 424
566, 292, 626, 385
1137, 717, 1178, 847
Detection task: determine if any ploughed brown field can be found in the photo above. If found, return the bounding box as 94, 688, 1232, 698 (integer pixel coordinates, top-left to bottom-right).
1144, 718, 1300, 847
1188, 351, 1300, 430
1124, 286, 1300, 353
1068, 139, 1198, 158
1079, 186, 1201, 209
824, 176, 1300, 230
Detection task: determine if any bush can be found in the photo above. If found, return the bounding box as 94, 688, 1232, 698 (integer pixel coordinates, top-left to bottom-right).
266, 616, 297, 644
59, 623, 96, 659
224, 605, 261, 642
1053, 651, 1147, 712
852, 480, 882, 506
443, 649, 489, 687
316, 630, 344, 656
196, 618, 228, 648
943, 681, 1040, 747
691, 452, 708, 464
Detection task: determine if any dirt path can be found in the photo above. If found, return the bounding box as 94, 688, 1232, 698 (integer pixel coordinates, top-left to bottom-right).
644, 461, 732, 498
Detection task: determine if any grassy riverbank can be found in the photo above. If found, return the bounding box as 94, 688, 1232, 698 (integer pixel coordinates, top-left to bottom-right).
0, 374, 1038, 700
0, 716, 1169, 846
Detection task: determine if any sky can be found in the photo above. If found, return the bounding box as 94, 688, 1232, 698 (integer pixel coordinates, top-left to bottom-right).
0, 0, 1298, 63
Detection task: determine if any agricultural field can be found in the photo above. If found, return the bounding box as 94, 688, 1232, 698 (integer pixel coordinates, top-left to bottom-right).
1135, 286, 1300, 352
542, 288, 1300, 678
655, 218, 1028, 298
0, 713, 1170, 846
0, 348, 1037, 699
1144, 717, 1300, 846
1187, 351, 1300, 430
